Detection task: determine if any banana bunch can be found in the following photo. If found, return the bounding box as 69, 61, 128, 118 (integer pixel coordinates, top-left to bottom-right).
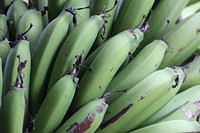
1, 0, 200, 133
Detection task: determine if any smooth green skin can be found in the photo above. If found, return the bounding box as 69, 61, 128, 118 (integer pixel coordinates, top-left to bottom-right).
55, 98, 108, 133
70, 31, 134, 114
169, 33, 200, 66
6, 0, 28, 41
30, 12, 73, 116
3, 40, 30, 99
32, 75, 76, 133
188, 0, 200, 6
78, 29, 143, 80
91, 0, 119, 47
0, 88, 26, 133
140, 0, 189, 48
48, 0, 68, 21
143, 85, 200, 126
180, 1, 200, 20
105, 40, 168, 104
180, 56, 200, 90
0, 14, 8, 41
47, 15, 104, 91
0, 58, 2, 108
130, 120, 200, 133
159, 12, 200, 69
0, 39, 11, 70
63, 0, 90, 32
112, 0, 155, 35
97, 68, 179, 133
16, 9, 43, 56
158, 101, 200, 123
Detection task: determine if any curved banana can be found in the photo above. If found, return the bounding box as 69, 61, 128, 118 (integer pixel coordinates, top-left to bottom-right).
180, 56, 200, 91
6, 0, 28, 41
140, 0, 189, 48
97, 67, 184, 133
0, 58, 2, 108
112, 0, 155, 35
30, 9, 75, 116
3, 39, 30, 99
62, 0, 90, 32
130, 120, 200, 133
69, 30, 137, 115
158, 101, 200, 122
47, 14, 105, 91
16, 9, 44, 56
143, 85, 200, 126
0, 38, 11, 71
48, 0, 68, 21
159, 12, 200, 68
105, 40, 168, 104
0, 14, 8, 41
55, 96, 108, 133
0, 59, 27, 133
32, 56, 80, 133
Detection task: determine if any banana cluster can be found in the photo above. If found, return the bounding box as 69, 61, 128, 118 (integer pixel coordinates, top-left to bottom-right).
0, 0, 200, 133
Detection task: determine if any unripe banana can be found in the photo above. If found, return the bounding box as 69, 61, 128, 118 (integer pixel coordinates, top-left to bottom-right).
30, 9, 75, 116
32, 67, 78, 133
6, 0, 28, 41
159, 12, 200, 68
143, 85, 200, 126
62, 0, 90, 32
112, 0, 155, 35
0, 59, 27, 133
69, 30, 137, 115
180, 56, 200, 91
91, 0, 119, 47
47, 14, 105, 91
16, 9, 43, 56
55, 96, 108, 133
158, 101, 200, 123
0, 0, 12, 12
0, 58, 2, 108
0, 38, 11, 71
105, 40, 168, 104
130, 120, 200, 133
97, 67, 184, 133
188, 0, 200, 6
48, 0, 68, 21
3, 40, 30, 99
0, 14, 8, 41
140, 0, 189, 48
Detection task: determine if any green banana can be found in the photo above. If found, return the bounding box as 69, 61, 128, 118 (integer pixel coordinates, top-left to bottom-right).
0, 58, 27, 133
30, 9, 75, 116
16, 9, 44, 55
6, 0, 28, 41
47, 14, 105, 91
62, 0, 91, 32
140, 0, 189, 48
159, 12, 200, 68
112, 0, 155, 35
0, 38, 11, 70
105, 40, 168, 104
0, 0, 13, 12
97, 67, 184, 133
158, 101, 200, 122
91, 0, 119, 47
69, 29, 137, 115
180, 55, 200, 91
0, 14, 8, 41
188, 0, 200, 6
0, 58, 2, 108
32, 55, 81, 133
3, 39, 30, 99
143, 85, 200, 126
179, 1, 200, 21
55, 96, 108, 133
130, 120, 200, 133
48, 0, 68, 21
